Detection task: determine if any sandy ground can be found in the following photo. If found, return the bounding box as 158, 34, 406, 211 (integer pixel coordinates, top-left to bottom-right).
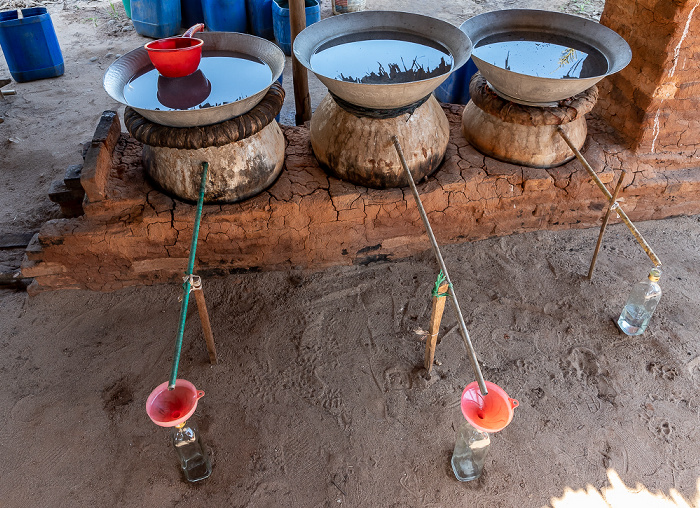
1, 0, 700, 507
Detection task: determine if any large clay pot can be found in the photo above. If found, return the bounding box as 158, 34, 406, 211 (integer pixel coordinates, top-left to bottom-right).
310, 94, 449, 189
142, 121, 285, 203
462, 74, 598, 168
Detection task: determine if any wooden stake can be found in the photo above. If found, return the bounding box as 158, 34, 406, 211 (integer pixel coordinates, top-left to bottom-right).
191, 277, 218, 365
557, 127, 662, 268
289, 0, 312, 125
588, 170, 626, 280
425, 282, 449, 374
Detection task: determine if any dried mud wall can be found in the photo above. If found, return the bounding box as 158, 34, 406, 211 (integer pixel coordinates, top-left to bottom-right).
597, 0, 700, 154
21, 107, 700, 293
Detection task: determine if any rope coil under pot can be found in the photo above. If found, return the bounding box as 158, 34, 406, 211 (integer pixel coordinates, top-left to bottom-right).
124, 82, 285, 150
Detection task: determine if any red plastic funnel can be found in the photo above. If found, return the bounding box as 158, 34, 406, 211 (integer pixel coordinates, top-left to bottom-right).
460, 380, 518, 433
146, 379, 204, 427
145, 23, 205, 78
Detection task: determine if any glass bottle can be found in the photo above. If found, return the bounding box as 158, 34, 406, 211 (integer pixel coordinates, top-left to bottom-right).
172, 419, 212, 482
617, 267, 662, 336
451, 420, 490, 482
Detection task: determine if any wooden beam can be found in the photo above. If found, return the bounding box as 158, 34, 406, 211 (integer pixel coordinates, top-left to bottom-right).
0, 232, 36, 249
191, 278, 218, 365
289, 0, 312, 125
0, 264, 29, 289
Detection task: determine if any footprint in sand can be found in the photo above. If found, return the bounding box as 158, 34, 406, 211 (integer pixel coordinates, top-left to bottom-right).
565, 347, 604, 380
647, 361, 679, 381
383, 366, 413, 391
653, 420, 675, 442
563, 347, 617, 403
514, 358, 537, 374
101, 377, 134, 417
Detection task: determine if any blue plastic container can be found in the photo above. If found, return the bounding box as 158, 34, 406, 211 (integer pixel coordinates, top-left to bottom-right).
181, 0, 204, 27
246, 0, 274, 40
131, 0, 181, 39
0, 8, 64, 82
202, 0, 247, 32
434, 57, 478, 105
122, 0, 131, 19
272, 0, 319, 56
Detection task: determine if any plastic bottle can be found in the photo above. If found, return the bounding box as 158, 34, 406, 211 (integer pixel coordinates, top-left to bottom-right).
617, 267, 662, 336
172, 419, 212, 482
451, 421, 490, 482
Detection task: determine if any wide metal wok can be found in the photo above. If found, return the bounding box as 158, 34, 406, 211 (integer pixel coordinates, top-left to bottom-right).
104, 32, 285, 128
460, 9, 632, 104
293, 11, 473, 109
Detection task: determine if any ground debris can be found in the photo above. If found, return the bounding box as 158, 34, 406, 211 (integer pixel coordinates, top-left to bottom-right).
0, 0, 62, 9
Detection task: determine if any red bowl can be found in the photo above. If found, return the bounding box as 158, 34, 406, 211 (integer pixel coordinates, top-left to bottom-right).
145, 36, 204, 78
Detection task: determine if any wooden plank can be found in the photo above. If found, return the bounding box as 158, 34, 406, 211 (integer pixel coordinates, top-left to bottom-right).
0, 232, 36, 249
192, 282, 218, 365
0, 264, 28, 288
424, 282, 449, 374
289, 0, 311, 125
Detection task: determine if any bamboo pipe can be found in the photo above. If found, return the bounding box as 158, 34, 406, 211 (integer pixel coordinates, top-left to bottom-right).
168, 162, 208, 390
392, 136, 488, 396
557, 127, 662, 268
587, 170, 626, 279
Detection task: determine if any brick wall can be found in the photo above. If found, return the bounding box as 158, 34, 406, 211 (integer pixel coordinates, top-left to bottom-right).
21, 108, 700, 293
597, 0, 700, 154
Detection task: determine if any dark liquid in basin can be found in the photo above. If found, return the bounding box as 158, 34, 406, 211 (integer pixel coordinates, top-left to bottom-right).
473, 31, 608, 79
310, 31, 453, 84
124, 51, 272, 111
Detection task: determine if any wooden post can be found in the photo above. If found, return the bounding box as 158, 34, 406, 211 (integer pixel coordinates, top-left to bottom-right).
191, 277, 218, 365
289, 0, 311, 125
558, 127, 662, 268
425, 282, 449, 374
587, 170, 626, 280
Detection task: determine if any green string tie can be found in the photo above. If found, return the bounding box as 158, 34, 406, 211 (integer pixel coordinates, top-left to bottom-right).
432, 270, 451, 298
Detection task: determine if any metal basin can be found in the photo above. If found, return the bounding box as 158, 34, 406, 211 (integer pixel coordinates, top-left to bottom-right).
104, 32, 284, 127
293, 11, 472, 109
460, 9, 632, 105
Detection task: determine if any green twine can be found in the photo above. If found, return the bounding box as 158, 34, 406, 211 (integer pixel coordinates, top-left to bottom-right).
432, 270, 451, 298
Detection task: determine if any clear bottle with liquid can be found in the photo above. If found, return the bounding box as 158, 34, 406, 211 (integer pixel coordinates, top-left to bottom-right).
172, 419, 212, 482
617, 267, 662, 336
451, 421, 490, 482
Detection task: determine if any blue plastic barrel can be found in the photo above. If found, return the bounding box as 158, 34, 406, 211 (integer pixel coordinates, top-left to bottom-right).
202, 0, 247, 32
131, 0, 181, 38
181, 0, 204, 28
434, 57, 478, 105
272, 0, 319, 56
0, 8, 63, 83
246, 0, 274, 40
